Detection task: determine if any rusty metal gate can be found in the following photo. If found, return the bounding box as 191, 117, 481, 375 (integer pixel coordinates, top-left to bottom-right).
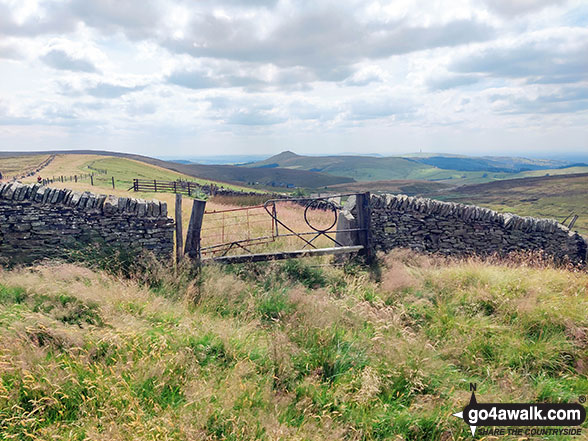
190, 193, 371, 264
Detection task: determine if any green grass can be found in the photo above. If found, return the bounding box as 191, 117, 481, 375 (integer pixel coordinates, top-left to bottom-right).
81, 157, 257, 193
0, 252, 587, 440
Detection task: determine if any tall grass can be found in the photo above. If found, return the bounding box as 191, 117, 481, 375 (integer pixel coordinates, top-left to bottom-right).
0, 251, 587, 440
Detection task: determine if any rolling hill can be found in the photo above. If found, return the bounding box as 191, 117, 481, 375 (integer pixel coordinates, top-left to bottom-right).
245, 151, 433, 181
245, 151, 578, 183
412, 155, 571, 172
327, 172, 588, 235
0, 150, 354, 189
440, 172, 588, 234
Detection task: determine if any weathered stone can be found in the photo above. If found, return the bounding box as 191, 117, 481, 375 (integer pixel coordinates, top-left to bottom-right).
0, 183, 174, 265
367, 193, 586, 266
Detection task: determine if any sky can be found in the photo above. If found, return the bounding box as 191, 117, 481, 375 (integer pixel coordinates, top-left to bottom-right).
0, 0, 587, 158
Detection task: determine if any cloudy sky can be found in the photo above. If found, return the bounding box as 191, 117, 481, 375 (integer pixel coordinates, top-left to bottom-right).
0, 0, 587, 158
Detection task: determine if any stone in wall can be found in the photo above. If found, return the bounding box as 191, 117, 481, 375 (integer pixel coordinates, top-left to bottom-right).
367, 193, 587, 265
0, 182, 174, 265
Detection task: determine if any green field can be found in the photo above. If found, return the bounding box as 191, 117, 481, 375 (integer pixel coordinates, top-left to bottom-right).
81, 157, 258, 194
1, 252, 587, 440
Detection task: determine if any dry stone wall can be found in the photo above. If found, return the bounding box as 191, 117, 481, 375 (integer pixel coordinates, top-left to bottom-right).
367, 194, 587, 265
0, 182, 174, 265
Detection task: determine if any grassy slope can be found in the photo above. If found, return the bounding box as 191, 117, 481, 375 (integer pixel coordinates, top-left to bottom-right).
0, 253, 587, 440
23, 155, 256, 193
441, 173, 588, 235
326, 179, 452, 195
2, 150, 351, 190
246, 152, 434, 181
157, 162, 354, 189
247, 152, 588, 185
0, 154, 51, 179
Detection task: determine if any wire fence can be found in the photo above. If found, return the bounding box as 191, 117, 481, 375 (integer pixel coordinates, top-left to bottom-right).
200, 204, 276, 256
40, 170, 106, 187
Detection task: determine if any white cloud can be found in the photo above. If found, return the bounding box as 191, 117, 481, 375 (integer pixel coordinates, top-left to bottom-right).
0, 0, 585, 156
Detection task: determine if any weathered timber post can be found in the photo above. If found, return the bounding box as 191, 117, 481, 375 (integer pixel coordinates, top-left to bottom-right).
133, 179, 138, 192
112, 176, 115, 189
175, 193, 184, 263
90, 174, 94, 186
355, 192, 374, 263
185, 199, 207, 264
154, 179, 157, 192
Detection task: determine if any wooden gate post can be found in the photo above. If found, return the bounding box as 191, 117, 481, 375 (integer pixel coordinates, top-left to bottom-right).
185, 199, 207, 264
355, 192, 374, 263
175, 193, 184, 263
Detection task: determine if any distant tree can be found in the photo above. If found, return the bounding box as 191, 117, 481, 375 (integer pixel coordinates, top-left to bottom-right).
292, 188, 308, 197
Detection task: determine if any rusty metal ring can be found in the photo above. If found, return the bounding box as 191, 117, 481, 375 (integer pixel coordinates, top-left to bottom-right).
304, 199, 338, 233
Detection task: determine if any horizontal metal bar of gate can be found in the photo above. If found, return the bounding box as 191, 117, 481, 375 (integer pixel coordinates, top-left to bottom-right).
203, 245, 364, 264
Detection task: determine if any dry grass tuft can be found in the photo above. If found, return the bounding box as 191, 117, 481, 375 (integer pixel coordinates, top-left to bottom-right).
1, 250, 587, 440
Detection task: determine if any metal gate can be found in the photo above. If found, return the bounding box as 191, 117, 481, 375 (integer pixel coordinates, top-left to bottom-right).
189, 193, 371, 264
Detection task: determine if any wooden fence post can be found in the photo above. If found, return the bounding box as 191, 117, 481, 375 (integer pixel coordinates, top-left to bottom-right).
355, 192, 374, 263
185, 199, 206, 264
112, 176, 115, 189
133, 179, 138, 192
175, 193, 184, 263
90, 174, 94, 186
154, 179, 157, 192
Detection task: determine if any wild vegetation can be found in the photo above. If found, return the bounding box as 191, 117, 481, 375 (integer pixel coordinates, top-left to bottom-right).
0, 251, 587, 440
1, 152, 587, 440
328, 172, 588, 236
0, 154, 52, 180
443, 173, 588, 235
247, 151, 586, 185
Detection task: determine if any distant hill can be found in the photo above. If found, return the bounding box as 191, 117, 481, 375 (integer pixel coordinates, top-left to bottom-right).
245, 151, 432, 181
326, 179, 452, 196
245, 151, 574, 182
414, 156, 569, 172
0, 150, 353, 189
440, 172, 588, 234
151, 162, 353, 188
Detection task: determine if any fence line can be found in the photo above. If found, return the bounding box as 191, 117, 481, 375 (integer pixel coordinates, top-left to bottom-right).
132, 179, 208, 197
41, 173, 96, 186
